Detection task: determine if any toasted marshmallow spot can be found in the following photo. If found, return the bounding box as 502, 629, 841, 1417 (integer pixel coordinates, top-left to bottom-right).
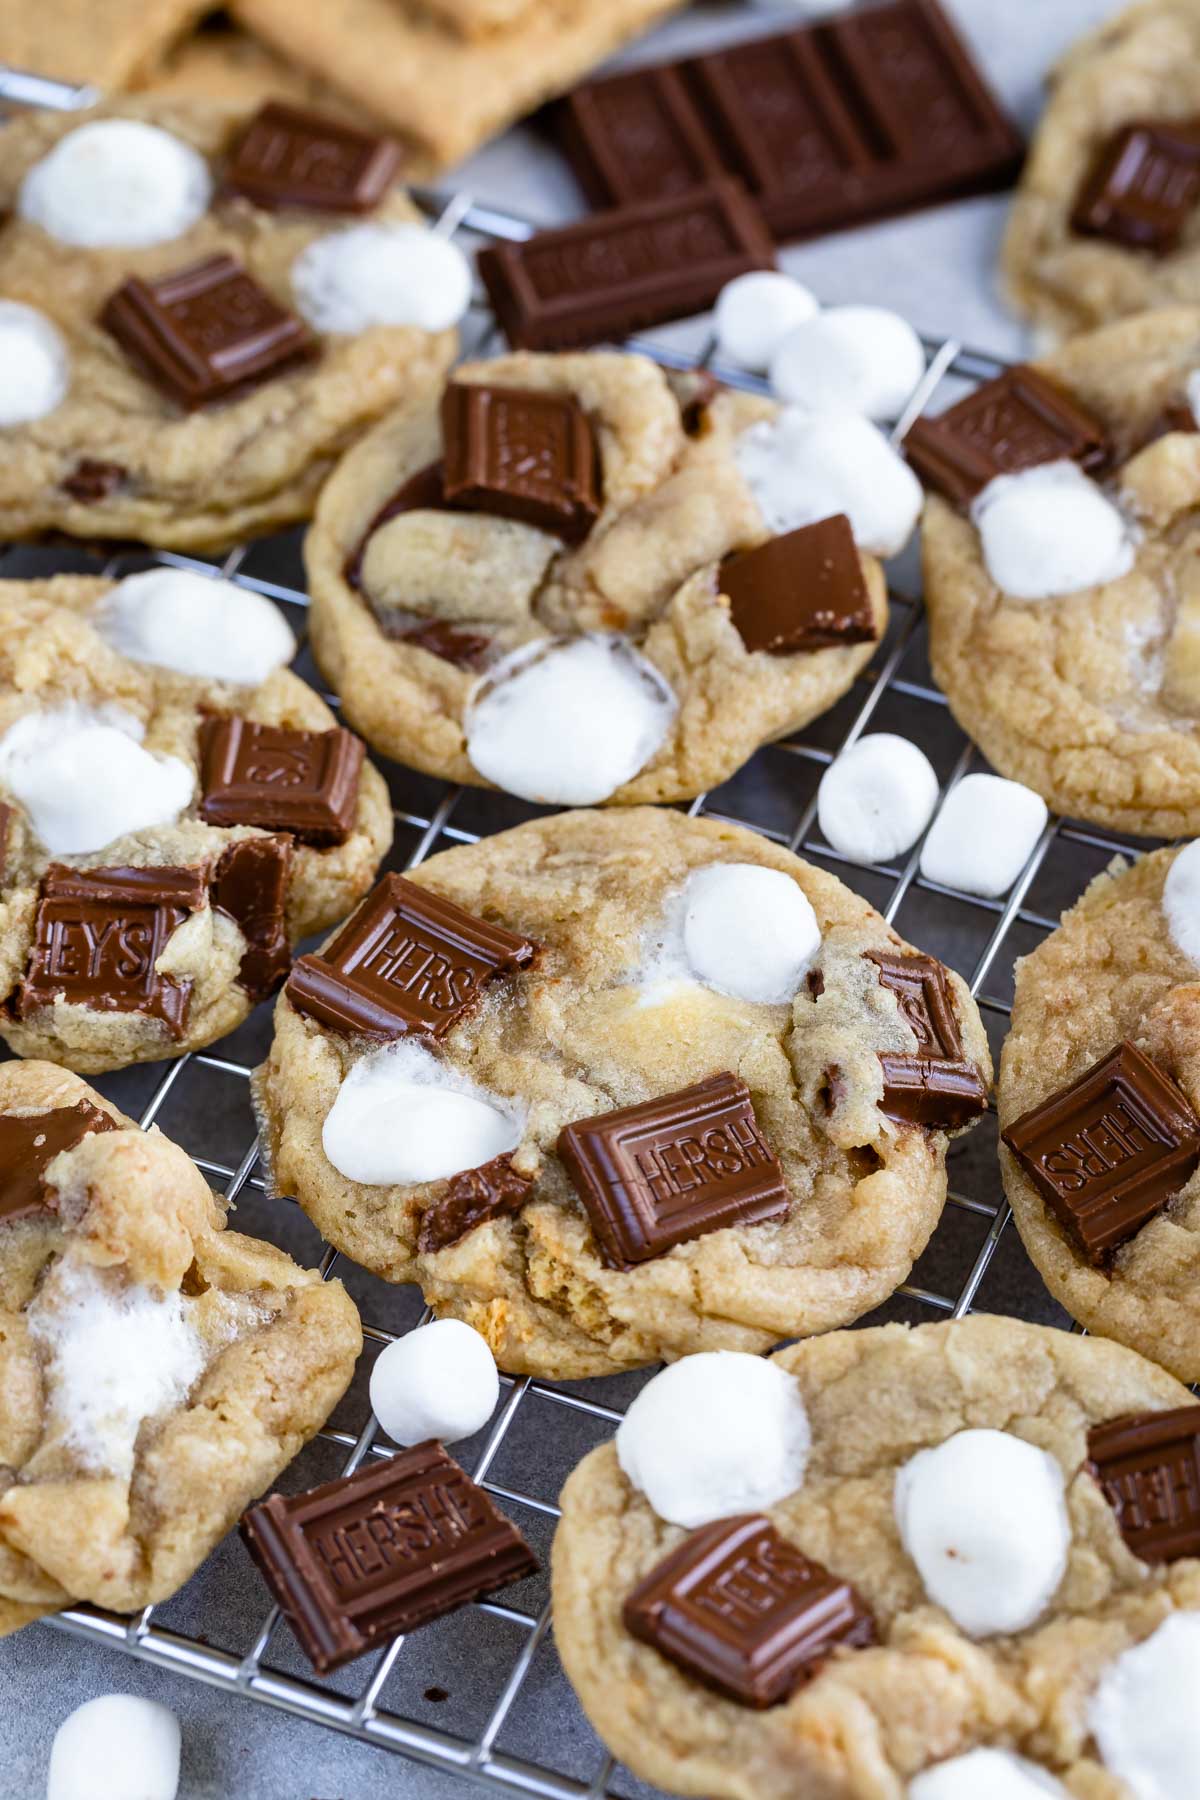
1165, 840, 1200, 965
736, 407, 922, 557
908, 1749, 1068, 1798
617, 1352, 811, 1528
919, 773, 1048, 899
817, 733, 939, 865
19, 120, 212, 248
894, 1428, 1070, 1637
370, 1319, 499, 1445
714, 271, 819, 372
0, 300, 69, 425
292, 223, 471, 333
681, 864, 820, 1003
0, 702, 193, 855
770, 305, 926, 421
95, 569, 295, 685
971, 462, 1135, 601
48, 1695, 181, 1800
323, 1039, 523, 1187
1089, 1613, 1200, 1800
465, 634, 676, 806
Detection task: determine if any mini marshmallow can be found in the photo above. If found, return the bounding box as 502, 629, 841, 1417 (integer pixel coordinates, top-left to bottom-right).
681, 864, 820, 1003
817, 734, 939, 865
908, 1749, 1068, 1799
465, 634, 676, 806
292, 223, 472, 334
1163, 840, 1200, 966
19, 120, 212, 249
95, 569, 295, 685
370, 1318, 499, 1445
47, 1695, 181, 1800
616, 1351, 811, 1528
736, 407, 922, 558
1089, 1612, 1200, 1800
322, 1039, 523, 1187
894, 1428, 1070, 1638
770, 305, 926, 421
919, 773, 1048, 899
0, 300, 69, 426
0, 703, 194, 856
971, 462, 1135, 601
713, 270, 819, 372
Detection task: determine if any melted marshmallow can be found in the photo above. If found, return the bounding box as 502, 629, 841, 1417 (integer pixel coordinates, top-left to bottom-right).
0, 300, 69, 426
736, 407, 922, 557
616, 1352, 811, 1528
713, 270, 818, 372
465, 634, 676, 805
770, 305, 926, 421
817, 733, 939, 865
19, 120, 212, 248
908, 1749, 1067, 1798
681, 864, 820, 1003
919, 773, 1048, 900
1163, 840, 1200, 965
971, 462, 1135, 601
1089, 1613, 1200, 1800
322, 1039, 523, 1186
95, 569, 295, 685
48, 1696, 181, 1800
0, 703, 193, 855
291, 223, 472, 334
370, 1319, 499, 1446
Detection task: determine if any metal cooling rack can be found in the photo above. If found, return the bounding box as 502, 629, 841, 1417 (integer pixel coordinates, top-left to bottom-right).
0, 62, 1155, 1800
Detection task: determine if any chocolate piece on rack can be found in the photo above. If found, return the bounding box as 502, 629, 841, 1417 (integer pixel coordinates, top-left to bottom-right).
1071, 121, 1200, 254
556, 65, 726, 209
866, 950, 963, 1059
418, 1153, 534, 1254
14, 864, 206, 1037
101, 253, 316, 411
0, 1100, 119, 1225
878, 1053, 988, 1129
441, 383, 600, 544
477, 180, 774, 352
224, 102, 403, 212
557, 1072, 788, 1269
1088, 1407, 1200, 1563
241, 1439, 538, 1673
211, 835, 293, 1002
199, 718, 363, 847
1001, 1041, 1200, 1264
623, 1513, 876, 1707
60, 459, 126, 503
904, 365, 1110, 505
344, 462, 449, 591
723, 516, 875, 656
286, 872, 537, 1041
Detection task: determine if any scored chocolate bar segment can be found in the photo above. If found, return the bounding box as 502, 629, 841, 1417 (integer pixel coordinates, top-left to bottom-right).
199, 717, 363, 846
1088, 1407, 1200, 1563
557, 1072, 788, 1269
101, 253, 316, 411
1071, 121, 1200, 254
286, 872, 537, 1041
224, 101, 403, 212
723, 516, 875, 657
623, 1513, 876, 1708
878, 1053, 988, 1130
1001, 1040, 1200, 1265
417, 1153, 534, 1254
557, 65, 727, 209
0, 1100, 118, 1225
866, 949, 963, 1059
477, 180, 774, 353
441, 384, 601, 545
211, 835, 293, 1002
241, 1440, 538, 1674
904, 365, 1110, 506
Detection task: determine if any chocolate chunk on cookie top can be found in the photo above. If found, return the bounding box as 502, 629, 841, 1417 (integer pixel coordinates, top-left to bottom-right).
904, 365, 1109, 505
865, 948, 988, 1130
1071, 121, 1200, 253
211, 836, 293, 1002
1088, 1407, 1200, 1563
866, 950, 964, 1058
241, 1440, 537, 1673
0, 1100, 118, 1224
199, 718, 363, 845
623, 1514, 876, 1708
417, 1154, 534, 1255
441, 383, 601, 544
723, 516, 876, 656
224, 102, 403, 213
1002, 1041, 1200, 1265
558, 1072, 788, 1269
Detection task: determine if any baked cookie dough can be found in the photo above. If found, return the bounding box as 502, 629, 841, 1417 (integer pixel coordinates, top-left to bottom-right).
0, 572, 392, 1073
0, 1059, 361, 1639
553, 1314, 1200, 1800
305, 352, 891, 806
253, 809, 991, 1379
0, 0, 208, 91
0, 98, 460, 549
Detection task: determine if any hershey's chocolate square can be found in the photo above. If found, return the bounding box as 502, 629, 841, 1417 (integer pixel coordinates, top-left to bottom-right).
199, 717, 363, 846
440, 383, 601, 544
0, 1100, 119, 1224
417, 1153, 533, 1255
866, 949, 963, 1059
723, 515, 876, 656
1072, 120, 1200, 253
1088, 1407, 1200, 1563
211, 834, 293, 1002
877, 1053, 989, 1130
904, 365, 1110, 505
224, 102, 403, 212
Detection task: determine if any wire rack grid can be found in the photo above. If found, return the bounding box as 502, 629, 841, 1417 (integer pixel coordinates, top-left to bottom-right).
0, 66, 1156, 1800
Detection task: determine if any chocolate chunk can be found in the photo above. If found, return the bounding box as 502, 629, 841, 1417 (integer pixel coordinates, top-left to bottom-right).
212, 835, 293, 1002
477, 180, 774, 353
101, 253, 316, 411
395, 619, 492, 669
723, 516, 876, 656
623, 1513, 876, 1708
878, 1053, 989, 1129
556, 65, 727, 209
1088, 1407, 1200, 1562
199, 718, 363, 847
286, 872, 537, 1041
1001, 1041, 1200, 1265
441, 384, 601, 545
15, 864, 205, 1037
240, 1439, 537, 1673
557, 1071, 788, 1270
60, 459, 126, 503
224, 101, 403, 212
417, 1153, 533, 1254
866, 949, 963, 1058
343, 461, 449, 591
905, 365, 1110, 506
0, 1100, 118, 1225
1071, 121, 1200, 254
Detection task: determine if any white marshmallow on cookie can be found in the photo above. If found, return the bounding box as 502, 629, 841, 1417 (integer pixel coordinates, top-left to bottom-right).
95, 569, 296, 685
370, 1318, 500, 1446
19, 120, 212, 249
1162, 840, 1200, 965
770, 305, 926, 422
713, 270, 818, 372
919, 773, 1048, 899
680, 864, 820, 1004
292, 222, 472, 334
1088, 1612, 1200, 1800
817, 733, 939, 866
735, 406, 922, 558
0, 702, 194, 855
48, 1694, 181, 1800
322, 1039, 524, 1186
908, 1749, 1068, 1798
0, 300, 70, 426
971, 461, 1136, 601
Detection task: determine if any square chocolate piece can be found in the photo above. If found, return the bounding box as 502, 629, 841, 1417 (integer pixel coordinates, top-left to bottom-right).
101, 253, 316, 411
417, 1154, 533, 1255
904, 365, 1110, 505
1088, 1407, 1200, 1563
623, 1514, 876, 1708
241, 1440, 537, 1673
0, 1100, 118, 1225
440, 383, 601, 544
557, 1071, 788, 1269
224, 102, 403, 212
211, 835, 293, 1002
866, 949, 963, 1059
877, 1054, 989, 1130
723, 516, 876, 656
199, 718, 363, 846
1001, 1040, 1200, 1264
286, 872, 537, 1041
1072, 120, 1200, 254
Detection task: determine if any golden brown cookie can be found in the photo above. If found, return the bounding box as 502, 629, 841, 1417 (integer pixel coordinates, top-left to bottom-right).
0, 0, 208, 90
